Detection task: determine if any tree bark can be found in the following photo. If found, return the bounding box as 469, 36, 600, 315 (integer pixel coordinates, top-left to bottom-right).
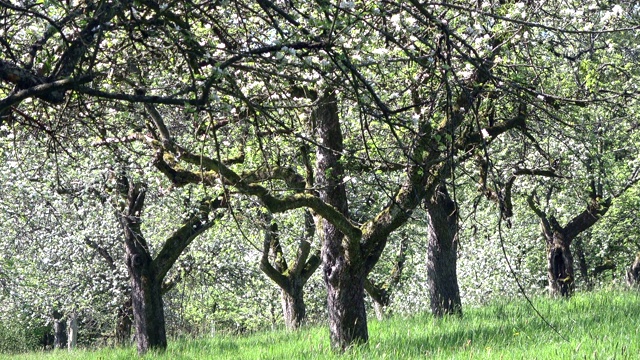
116, 178, 222, 354
116, 298, 133, 345
546, 232, 574, 297
527, 193, 611, 297
67, 314, 78, 350
52, 310, 67, 350
281, 277, 306, 330
127, 254, 166, 354
627, 254, 640, 288
260, 210, 320, 330
426, 184, 462, 316
119, 183, 167, 354
314, 91, 368, 350
324, 263, 367, 349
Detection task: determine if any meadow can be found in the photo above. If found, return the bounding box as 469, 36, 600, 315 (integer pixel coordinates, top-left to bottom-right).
7, 289, 640, 359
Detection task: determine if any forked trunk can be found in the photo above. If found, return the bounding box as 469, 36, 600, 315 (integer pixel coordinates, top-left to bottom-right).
527, 193, 611, 299
260, 211, 319, 331
116, 178, 220, 354
281, 278, 306, 330
426, 184, 462, 316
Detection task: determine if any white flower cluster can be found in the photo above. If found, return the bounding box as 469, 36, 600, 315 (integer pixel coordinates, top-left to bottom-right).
601, 5, 624, 24
339, 1, 355, 10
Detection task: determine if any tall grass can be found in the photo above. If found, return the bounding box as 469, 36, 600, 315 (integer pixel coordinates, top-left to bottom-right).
7, 289, 640, 359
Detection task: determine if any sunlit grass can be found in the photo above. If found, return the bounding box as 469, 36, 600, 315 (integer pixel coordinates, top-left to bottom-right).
7, 289, 640, 359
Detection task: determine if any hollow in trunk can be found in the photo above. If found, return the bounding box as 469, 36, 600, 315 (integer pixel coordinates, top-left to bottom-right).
547, 238, 574, 297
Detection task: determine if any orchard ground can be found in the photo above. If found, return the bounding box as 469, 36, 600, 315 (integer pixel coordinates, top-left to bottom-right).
6, 289, 640, 359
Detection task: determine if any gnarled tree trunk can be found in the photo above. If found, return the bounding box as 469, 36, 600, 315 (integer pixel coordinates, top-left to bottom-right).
116, 177, 223, 354
528, 192, 611, 297
426, 184, 462, 316
324, 260, 367, 348
119, 183, 167, 353
281, 277, 306, 330
315, 91, 368, 349
127, 256, 166, 353
547, 233, 574, 297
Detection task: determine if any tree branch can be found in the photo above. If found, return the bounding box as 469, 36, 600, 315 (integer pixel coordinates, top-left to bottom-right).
514, 168, 565, 178
292, 209, 315, 275
153, 196, 225, 281
84, 238, 116, 271
138, 89, 173, 147
241, 166, 306, 190
74, 86, 204, 106
360, 61, 491, 273
0, 76, 92, 111
153, 143, 362, 239
260, 214, 290, 290
526, 191, 552, 238
563, 198, 612, 241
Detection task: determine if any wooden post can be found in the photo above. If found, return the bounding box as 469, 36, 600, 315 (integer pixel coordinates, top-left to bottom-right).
68, 313, 78, 350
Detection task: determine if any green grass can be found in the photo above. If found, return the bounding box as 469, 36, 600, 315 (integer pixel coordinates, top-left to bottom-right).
7, 289, 640, 359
